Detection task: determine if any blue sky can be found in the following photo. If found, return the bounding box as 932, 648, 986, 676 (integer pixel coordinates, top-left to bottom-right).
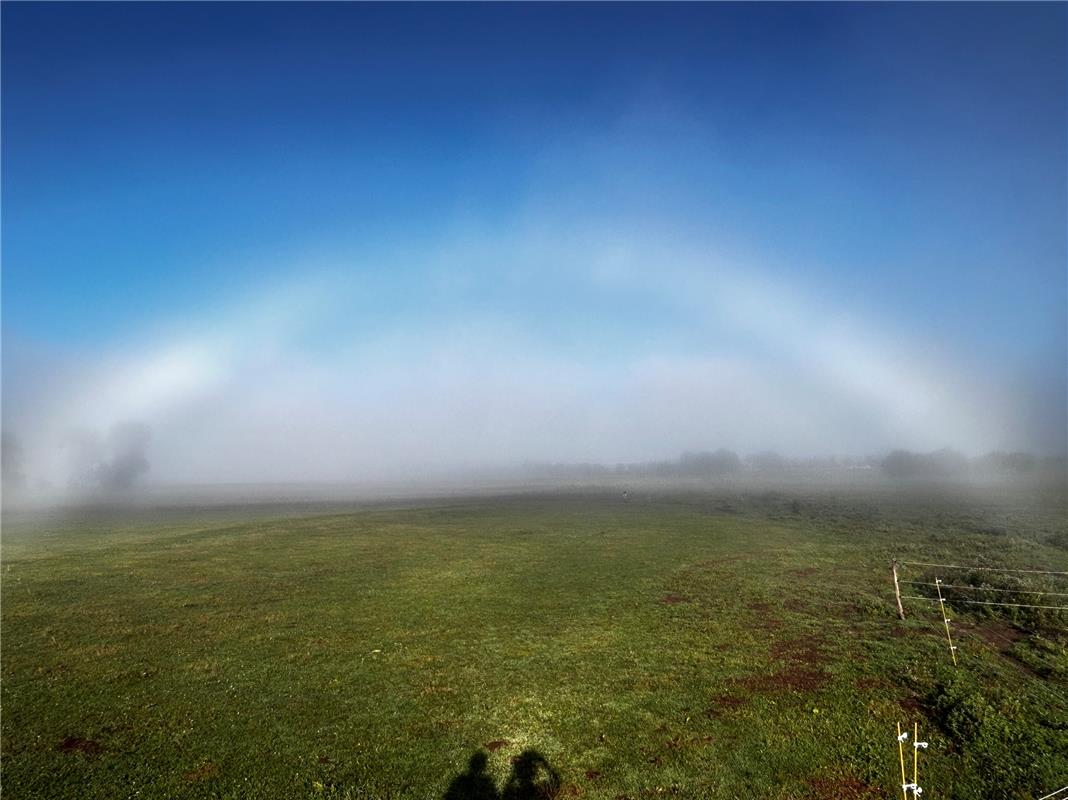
2, 3, 1065, 483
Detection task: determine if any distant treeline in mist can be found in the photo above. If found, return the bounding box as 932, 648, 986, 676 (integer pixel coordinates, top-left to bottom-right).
523, 448, 1064, 480
522, 450, 866, 479
880, 448, 1062, 479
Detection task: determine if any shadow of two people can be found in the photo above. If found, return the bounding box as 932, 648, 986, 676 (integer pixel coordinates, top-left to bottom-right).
444, 749, 561, 800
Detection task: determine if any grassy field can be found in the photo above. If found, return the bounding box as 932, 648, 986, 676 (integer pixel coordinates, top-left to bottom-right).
2, 483, 1066, 799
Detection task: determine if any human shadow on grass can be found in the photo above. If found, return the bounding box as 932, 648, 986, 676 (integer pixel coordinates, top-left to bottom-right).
444, 749, 561, 800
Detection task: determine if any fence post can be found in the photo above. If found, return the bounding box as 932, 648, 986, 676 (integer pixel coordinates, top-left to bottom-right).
892, 559, 905, 620
913, 722, 919, 790
896, 723, 908, 800
934, 578, 958, 666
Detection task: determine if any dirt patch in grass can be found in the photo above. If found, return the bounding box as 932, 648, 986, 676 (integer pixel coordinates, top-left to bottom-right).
898, 696, 925, 715
749, 601, 784, 630
828, 602, 863, 620
183, 762, 220, 783
705, 693, 749, 717
484, 739, 510, 751
971, 620, 1025, 652
707, 636, 831, 710
585, 770, 603, 781
806, 776, 880, 799
739, 666, 829, 694
57, 736, 104, 757
791, 567, 819, 577
854, 676, 889, 690
660, 594, 689, 605
770, 635, 828, 666
960, 620, 1044, 678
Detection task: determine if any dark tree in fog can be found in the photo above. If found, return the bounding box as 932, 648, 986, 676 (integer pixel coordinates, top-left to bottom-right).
95, 422, 152, 489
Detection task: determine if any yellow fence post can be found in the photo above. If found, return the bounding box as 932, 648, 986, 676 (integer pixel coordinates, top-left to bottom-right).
896, 723, 908, 800
934, 578, 958, 666
911, 723, 928, 797
913, 722, 918, 789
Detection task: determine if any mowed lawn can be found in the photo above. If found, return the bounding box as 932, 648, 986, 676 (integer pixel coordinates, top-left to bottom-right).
2, 488, 1066, 799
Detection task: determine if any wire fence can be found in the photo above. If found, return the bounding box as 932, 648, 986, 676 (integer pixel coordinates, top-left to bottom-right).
900, 596, 1068, 611
892, 557, 1068, 667
899, 580, 1068, 598
895, 560, 1068, 613
898, 560, 1068, 576
890, 558, 1068, 794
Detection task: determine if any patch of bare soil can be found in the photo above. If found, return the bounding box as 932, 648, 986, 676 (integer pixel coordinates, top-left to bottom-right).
704, 693, 749, 717
770, 635, 828, 666
707, 635, 831, 712
57, 736, 104, 757
739, 666, 829, 694
183, 762, 220, 783
740, 634, 833, 693
898, 696, 925, 715
660, 594, 689, 605
749, 601, 784, 630
971, 620, 1025, 652
828, 602, 863, 621
484, 739, 510, 751
806, 776, 881, 799
962, 620, 1043, 678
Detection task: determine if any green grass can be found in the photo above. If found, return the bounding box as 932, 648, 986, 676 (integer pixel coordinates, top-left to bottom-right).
2, 486, 1066, 799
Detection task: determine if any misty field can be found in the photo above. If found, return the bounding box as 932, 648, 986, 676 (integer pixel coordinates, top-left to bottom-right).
2, 485, 1066, 799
